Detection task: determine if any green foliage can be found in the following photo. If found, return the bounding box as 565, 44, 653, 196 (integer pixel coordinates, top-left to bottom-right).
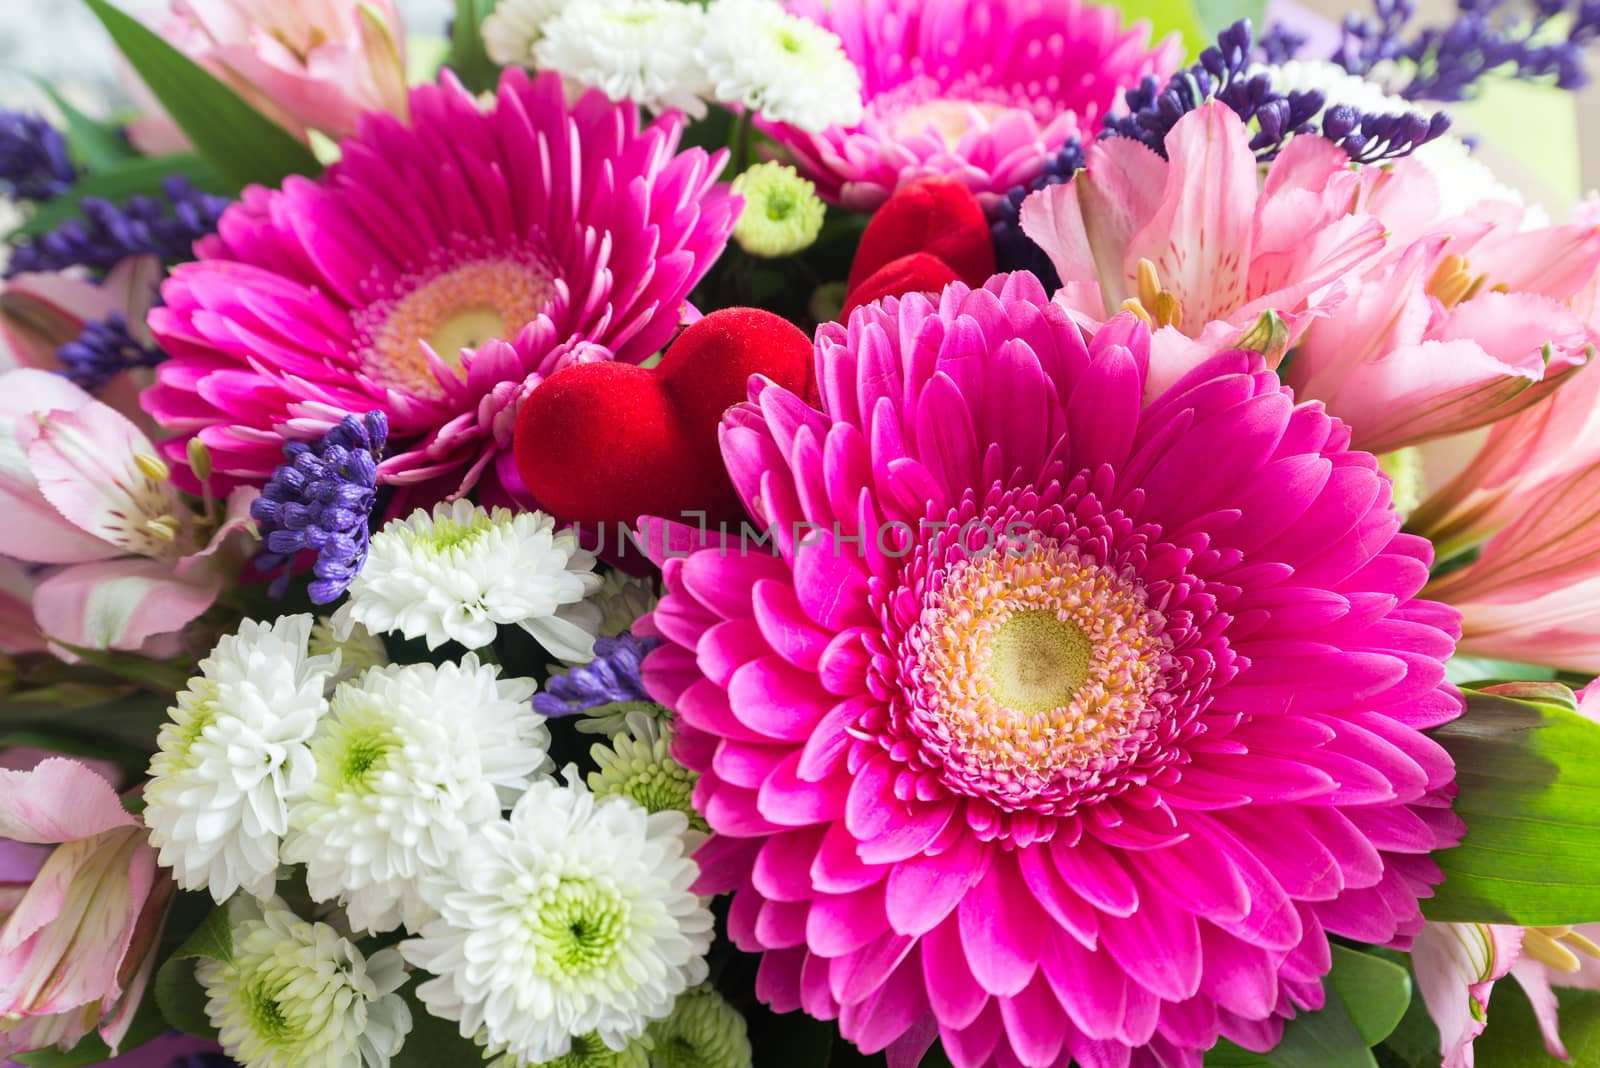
1426, 687, 1600, 924
448, 0, 501, 95
152, 902, 234, 1040
1474, 982, 1600, 1067
1207, 947, 1411, 1067
5, 152, 226, 240
34, 81, 139, 172
82, 0, 320, 191
391, 982, 483, 1067
1112, 0, 1264, 60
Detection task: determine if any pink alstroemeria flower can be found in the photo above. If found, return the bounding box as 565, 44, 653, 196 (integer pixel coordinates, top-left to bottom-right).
147, 0, 408, 144
1019, 105, 1598, 452
0, 758, 173, 1058
0, 369, 254, 655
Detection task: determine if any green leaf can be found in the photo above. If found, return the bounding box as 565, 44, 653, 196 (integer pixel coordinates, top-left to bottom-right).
1425, 689, 1600, 924
1191, 0, 1264, 43
82, 0, 319, 191
1328, 947, 1412, 1047
1115, 0, 1209, 58
1206, 948, 1409, 1066
392, 982, 481, 1067
152, 902, 234, 1039
1445, 655, 1559, 686
447, 0, 500, 96
6, 152, 226, 239
33, 81, 139, 172
1473, 982, 1600, 1066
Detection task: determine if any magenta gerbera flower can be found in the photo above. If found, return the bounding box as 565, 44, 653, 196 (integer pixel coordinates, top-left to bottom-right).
765, 0, 1181, 210
638, 274, 1464, 1067
145, 68, 737, 500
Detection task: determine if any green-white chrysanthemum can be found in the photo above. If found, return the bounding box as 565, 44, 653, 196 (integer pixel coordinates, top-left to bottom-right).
490, 1031, 652, 1068
588, 712, 706, 835
646, 986, 752, 1068
145, 615, 338, 901
198, 896, 412, 1068
731, 162, 825, 259
401, 776, 714, 1064
310, 615, 390, 684
334, 500, 603, 661
283, 657, 550, 933
592, 571, 659, 638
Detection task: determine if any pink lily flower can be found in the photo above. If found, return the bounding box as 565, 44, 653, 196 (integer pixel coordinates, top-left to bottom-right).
149, 0, 409, 144
0, 758, 173, 1058
1018, 104, 1599, 452
0, 369, 255, 655
0, 258, 162, 429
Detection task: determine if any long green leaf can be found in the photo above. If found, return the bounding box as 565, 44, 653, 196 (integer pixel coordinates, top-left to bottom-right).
1425, 688, 1600, 924
34, 80, 139, 172
448, 0, 500, 95
82, 0, 319, 191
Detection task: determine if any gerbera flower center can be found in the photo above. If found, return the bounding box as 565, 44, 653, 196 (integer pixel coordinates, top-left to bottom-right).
355, 247, 558, 399
878, 75, 1060, 147
906, 537, 1173, 806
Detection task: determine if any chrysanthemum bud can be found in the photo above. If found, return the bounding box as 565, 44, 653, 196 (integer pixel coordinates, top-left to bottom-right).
731, 162, 826, 259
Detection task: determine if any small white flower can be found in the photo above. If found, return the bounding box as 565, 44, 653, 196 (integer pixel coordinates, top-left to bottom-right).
335, 500, 603, 661
144, 615, 337, 901
198, 895, 412, 1068
697, 0, 863, 132
401, 776, 714, 1064
283, 656, 551, 934
1261, 60, 1544, 223
592, 571, 658, 638
480, 0, 570, 66
310, 615, 389, 685
534, 0, 712, 118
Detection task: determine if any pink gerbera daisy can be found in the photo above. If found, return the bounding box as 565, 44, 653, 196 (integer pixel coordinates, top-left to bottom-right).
145, 68, 737, 500
765, 0, 1181, 210
638, 274, 1464, 1067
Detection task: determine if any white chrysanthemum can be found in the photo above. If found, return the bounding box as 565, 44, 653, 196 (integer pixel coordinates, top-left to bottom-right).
198, 896, 412, 1068
334, 500, 603, 662
310, 615, 389, 685
144, 615, 337, 901
588, 712, 705, 838
534, 0, 711, 118
481, 0, 569, 65
592, 571, 658, 638
697, 0, 863, 132
283, 657, 551, 934
401, 776, 714, 1064
1261, 59, 1544, 223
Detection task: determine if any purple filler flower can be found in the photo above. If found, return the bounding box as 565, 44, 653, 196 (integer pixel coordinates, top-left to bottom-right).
533, 633, 658, 717
0, 111, 76, 201
56, 312, 165, 394
5, 175, 229, 277
251, 412, 386, 604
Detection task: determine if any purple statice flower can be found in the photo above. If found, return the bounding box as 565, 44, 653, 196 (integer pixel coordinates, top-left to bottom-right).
534, 633, 659, 718
0, 111, 76, 201
1337, 0, 1600, 101
1103, 19, 1451, 163
251, 412, 387, 604
55, 311, 165, 393
5, 175, 229, 277
989, 137, 1087, 287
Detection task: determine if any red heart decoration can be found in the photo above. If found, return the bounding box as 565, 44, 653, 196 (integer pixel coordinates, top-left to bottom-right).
842, 252, 962, 322
514, 307, 813, 528
846, 176, 996, 294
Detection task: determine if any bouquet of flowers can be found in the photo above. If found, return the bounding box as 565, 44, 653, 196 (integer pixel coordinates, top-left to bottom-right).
4, 0, 1600, 1065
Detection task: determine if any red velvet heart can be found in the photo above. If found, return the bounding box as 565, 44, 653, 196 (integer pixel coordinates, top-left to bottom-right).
846, 176, 996, 294
841, 251, 962, 322
513, 308, 814, 528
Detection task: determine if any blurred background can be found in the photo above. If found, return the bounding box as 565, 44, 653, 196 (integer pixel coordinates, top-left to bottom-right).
0, 0, 1594, 214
